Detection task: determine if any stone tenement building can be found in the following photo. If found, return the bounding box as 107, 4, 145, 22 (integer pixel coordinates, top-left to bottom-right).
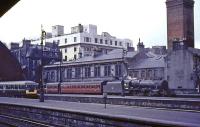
10, 40, 61, 81
31, 24, 133, 61
166, 0, 195, 49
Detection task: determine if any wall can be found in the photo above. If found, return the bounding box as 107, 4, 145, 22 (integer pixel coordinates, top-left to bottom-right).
166, 50, 195, 91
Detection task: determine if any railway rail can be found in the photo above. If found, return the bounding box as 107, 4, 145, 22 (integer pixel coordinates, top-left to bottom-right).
0, 114, 59, 127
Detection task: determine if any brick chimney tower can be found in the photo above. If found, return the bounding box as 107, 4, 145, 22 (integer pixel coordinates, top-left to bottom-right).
166, 0, 195, 49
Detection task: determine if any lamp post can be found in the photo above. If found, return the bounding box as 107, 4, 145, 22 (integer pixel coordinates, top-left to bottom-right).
58, 51, 62, 94
39, 26, 46, 102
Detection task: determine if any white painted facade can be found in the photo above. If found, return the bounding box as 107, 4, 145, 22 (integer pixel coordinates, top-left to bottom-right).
31, 24, 133, 61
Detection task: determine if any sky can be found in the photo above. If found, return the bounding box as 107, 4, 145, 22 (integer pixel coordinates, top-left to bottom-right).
0, 0, 199, 48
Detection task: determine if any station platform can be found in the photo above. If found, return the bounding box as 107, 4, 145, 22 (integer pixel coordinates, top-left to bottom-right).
44, 94, 200, 111
0, 97, 200, 127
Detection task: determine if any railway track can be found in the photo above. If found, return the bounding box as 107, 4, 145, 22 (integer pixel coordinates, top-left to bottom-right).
0, 114, 62, 127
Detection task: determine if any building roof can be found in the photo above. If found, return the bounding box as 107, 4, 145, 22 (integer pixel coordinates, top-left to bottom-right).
67, 49, 124, 64
129, 52, 165, 69
46, 49, 138, 67
188, 47, 200, 56
125, 51, 139, 58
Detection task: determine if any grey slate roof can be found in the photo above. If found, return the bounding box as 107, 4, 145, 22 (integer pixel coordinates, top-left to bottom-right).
188, 47, 200, 56
129, 52, 165, 69
61, 49, 125, 64
125, 51, 139, 58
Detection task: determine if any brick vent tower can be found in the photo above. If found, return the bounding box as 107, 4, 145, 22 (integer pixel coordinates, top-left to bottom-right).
166, 0, 195, 49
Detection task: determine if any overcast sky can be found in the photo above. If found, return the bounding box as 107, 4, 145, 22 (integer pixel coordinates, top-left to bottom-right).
0, 0, 199, 48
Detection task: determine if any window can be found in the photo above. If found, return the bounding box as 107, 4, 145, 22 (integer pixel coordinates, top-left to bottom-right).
141, 70, 145, 79
119, 42, 122, 46
65, 38, 67, 43
133, 71, 138, 78
154, 70, 158, 79
167, 75, 170, 80
74, 37, 77, 42
95, 38, 98, 43
115, 64, 122, 77
147, 70, 152, 79
115, 41, 118, 46
67, 68, 72, 79
65, 56, 67, 61
104, 65, 111, 76
100, 39, 103, 44
50, 72, 55, 80
74, 47, 77, 52
74, 54, 77, 60
126, 43, 130, 47
65, 68, 72, 79
57, 40, 60, 43
47, 72, 50, 80
94, 66, 101, 77
110, 40, 113, 45
84, 37, 91, 42
85, 67, 91, 78
65, 48, 67, 53
105, 40, 108, 44
75, 67, 81, 78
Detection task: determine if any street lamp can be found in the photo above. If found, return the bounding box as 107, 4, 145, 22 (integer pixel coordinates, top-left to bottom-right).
39, 26, 46, 102
58, 50, 62, 94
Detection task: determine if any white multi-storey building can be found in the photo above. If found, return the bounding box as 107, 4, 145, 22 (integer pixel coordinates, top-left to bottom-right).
32, 24, 133, 61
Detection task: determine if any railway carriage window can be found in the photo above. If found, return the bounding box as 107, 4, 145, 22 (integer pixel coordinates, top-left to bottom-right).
10, 85, 13, 89
14, 85, 18, 89
6, 85, 10, 89
22, 85, 25, 89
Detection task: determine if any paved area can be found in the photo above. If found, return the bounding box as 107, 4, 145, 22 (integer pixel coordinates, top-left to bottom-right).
0, 97, 200, 127
46, 94, 200, 102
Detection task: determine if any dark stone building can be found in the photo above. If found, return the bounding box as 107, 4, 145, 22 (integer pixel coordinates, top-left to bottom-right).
10, 39, 61, 81
166, 0, 195, 49
0, 41, 24, 81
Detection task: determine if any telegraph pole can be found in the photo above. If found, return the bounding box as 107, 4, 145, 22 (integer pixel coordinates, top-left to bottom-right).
39, 25, 46, 102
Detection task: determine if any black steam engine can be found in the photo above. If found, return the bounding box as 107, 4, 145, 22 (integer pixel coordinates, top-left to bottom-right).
103, 79, 172, 96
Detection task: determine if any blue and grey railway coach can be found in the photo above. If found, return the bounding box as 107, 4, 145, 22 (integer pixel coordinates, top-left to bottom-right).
0, 81, 38, 98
